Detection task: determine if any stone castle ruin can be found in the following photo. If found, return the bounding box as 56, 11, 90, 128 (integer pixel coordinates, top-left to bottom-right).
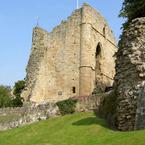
20, 3, 145, 131
1, 3, 145, 132
22, 3, 117, 104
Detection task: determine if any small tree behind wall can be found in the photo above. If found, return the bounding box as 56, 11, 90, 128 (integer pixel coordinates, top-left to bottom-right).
12, 80, 25, 107
0, 85, 12, 108
119, 0, 145, 29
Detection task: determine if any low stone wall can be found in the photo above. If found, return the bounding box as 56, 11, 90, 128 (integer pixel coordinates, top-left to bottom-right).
0, 103, 59, 131
0, 94, 104, 131
74, 93, 107, 113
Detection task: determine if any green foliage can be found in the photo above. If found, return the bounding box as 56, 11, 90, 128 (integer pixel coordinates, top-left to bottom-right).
12, 96, 23, 107
97, 91, 117, 127
56, 98, 77, 115
0, 112, 145, 145
119, 0, 145, 29
12, 80, 25, 107
0, 80, 25, 108
0, 85, 12, 108
13, 80, 25, 96
100, 92, 117, 116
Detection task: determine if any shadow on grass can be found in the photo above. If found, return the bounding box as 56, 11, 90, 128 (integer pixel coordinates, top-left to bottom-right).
72, 117, 109, 128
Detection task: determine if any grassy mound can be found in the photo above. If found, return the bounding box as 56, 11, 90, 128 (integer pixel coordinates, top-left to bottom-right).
0, 112, 145, 145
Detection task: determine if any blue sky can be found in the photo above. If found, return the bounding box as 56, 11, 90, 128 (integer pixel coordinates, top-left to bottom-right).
0, 0, 124, 86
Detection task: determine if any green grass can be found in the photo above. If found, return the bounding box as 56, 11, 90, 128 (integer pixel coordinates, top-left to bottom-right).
0, 112, 145, 145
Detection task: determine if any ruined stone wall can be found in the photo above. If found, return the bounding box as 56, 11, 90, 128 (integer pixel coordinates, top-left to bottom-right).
0, 103, 59, 131
22, 3, 117, 104
114, 18, 145, 131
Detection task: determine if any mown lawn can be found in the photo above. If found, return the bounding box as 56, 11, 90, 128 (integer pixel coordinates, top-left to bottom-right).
0, 112, 145, 145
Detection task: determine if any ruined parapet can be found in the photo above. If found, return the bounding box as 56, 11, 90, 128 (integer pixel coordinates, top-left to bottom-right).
114, 18, 145, 131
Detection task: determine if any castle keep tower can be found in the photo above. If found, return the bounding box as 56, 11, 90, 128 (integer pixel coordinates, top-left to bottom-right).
22, 3, 117, 103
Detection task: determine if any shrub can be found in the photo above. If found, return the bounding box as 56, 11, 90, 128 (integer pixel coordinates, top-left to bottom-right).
119, 0, 145, 29
56, 98, 78, 115
12, 80, 25, 107
13, 80, 25, 96
12, 96, 23, 107
0, 80, 25, 108
0, 85, 12, 108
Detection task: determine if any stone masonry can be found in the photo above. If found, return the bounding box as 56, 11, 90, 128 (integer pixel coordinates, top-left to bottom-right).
114, 18, 145, 131
22, 3, 117, 104
0, 103, 59, 131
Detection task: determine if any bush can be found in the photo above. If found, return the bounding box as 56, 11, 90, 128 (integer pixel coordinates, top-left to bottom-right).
56, 98, 78, 115
0, 85, 12, 108
119, 0, 145, 29
0, 80, 25, 108
12, 80, 25, 107
12, 96, 23, 107
13, 80, 25, 96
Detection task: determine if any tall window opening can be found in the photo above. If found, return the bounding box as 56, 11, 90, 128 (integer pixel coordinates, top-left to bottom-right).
96, 43, 101, 58
95, 43, 102, 92
72, 87, 76, 93
103, 25, 106, 37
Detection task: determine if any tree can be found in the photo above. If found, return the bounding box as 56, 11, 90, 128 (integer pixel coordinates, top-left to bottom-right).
0, 85, 12, 108
13, 80, 25, 96
12, 80, 25, 107
119, 0, 145, 28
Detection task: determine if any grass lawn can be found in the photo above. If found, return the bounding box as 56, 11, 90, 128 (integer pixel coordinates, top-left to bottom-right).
0, 112, 145, 145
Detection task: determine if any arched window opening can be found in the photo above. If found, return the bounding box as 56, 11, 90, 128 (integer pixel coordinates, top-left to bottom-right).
96, 43, 101, 58
95, 43, 102, 92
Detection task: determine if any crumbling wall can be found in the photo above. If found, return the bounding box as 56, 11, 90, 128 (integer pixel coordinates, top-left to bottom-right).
114, 18, 145, 131
0, 103, 59, 131
22, 27, 48, 101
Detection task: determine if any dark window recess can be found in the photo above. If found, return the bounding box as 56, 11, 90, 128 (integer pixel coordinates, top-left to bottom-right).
105, 86, 113, 92
103, 27, 106, 36
96, 44, 101, 57
103, 25, 107, 37
72, 87, 76, 93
